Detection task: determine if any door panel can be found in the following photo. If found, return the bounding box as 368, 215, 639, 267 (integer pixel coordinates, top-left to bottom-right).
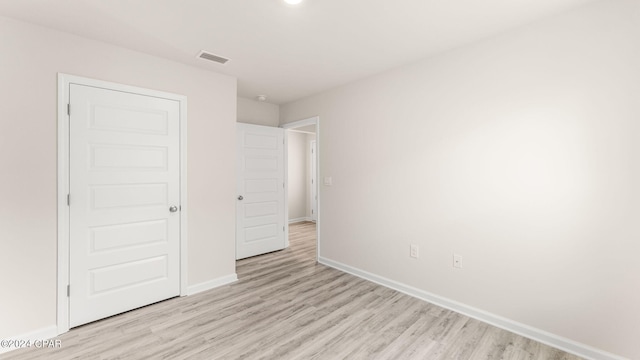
311, 140, 317, 222
90, 220, 168, 251
89, 255, 168, 294
90, 144, 168, 170
236, 123, 285, 260
69, 84, 180, 327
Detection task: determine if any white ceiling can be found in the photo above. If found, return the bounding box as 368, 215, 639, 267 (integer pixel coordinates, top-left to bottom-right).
0, 0, 595, 104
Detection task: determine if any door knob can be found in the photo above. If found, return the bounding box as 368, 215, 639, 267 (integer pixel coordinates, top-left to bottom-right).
169, 206, 178, 213
238, 195, 244, 201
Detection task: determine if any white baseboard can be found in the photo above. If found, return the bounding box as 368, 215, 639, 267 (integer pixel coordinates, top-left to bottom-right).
187, 273, 238, 296
319, 257, 627, 360
0, 325, 58, 355
288, 217, 312, 224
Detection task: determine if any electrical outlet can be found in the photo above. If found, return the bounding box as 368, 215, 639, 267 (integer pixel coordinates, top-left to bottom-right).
453, 254, 462, 269
410, 244, 419, 258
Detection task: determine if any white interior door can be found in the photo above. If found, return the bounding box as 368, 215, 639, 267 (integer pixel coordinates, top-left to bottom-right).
310, 140, 317, 222
236, 123, 285, 260
69, 84, 181, 327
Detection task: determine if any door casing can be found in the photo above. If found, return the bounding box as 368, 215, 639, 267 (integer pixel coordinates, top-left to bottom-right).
57, 73, 188, 335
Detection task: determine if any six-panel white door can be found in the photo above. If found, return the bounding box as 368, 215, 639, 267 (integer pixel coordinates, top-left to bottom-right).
236, 123, 286, 260
69, 84, 181, 327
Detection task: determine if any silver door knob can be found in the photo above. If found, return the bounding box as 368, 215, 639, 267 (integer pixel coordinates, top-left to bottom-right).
169, 206, 178, 213
237, 195, 244, 201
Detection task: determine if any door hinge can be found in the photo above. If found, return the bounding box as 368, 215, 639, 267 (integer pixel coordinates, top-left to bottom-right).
67, 103, 71, 116
67, 194, 70, 206
67, 285, 70, 297
283, 226, 285, 232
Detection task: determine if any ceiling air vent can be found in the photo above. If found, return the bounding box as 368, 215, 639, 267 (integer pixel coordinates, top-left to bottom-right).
197, 50, 230, 65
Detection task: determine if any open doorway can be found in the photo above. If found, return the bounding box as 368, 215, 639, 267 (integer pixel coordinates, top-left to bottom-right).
286, 129, 316, 223
282, 117, 320, 261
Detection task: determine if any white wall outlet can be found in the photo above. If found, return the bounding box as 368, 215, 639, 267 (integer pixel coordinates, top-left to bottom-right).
323, 176, 333, 186
410, 244, 419, 258
453, 254, 462, 269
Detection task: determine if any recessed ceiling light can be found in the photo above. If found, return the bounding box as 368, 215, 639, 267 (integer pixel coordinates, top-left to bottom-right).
284, 0, 302, 5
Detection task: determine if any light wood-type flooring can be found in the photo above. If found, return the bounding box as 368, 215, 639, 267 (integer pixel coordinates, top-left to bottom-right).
3, 222, 583, 360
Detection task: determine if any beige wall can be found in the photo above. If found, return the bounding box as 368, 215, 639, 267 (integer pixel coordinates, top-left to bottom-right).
280, 0, 640, 358
0, 16, 237, 339
237, 97, 279, 127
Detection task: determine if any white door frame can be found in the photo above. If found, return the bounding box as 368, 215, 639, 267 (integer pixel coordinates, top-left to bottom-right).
56, 73, 189, 335
281, 116, 320, 261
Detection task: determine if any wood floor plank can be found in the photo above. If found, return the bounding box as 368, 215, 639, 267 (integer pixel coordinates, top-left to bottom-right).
2, 221, 584, 360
